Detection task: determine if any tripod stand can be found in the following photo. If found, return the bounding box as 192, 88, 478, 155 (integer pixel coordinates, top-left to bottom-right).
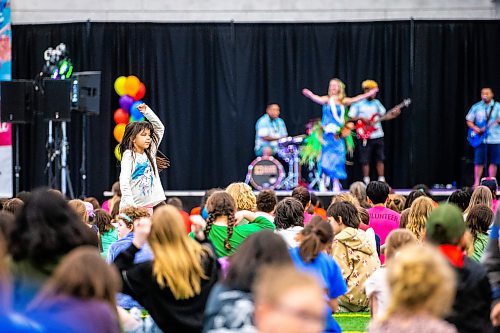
44, 120, 74, 198
277, 142, 301, 190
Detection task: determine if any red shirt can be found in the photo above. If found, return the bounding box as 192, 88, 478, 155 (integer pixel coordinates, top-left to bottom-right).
180, 210, 192, 233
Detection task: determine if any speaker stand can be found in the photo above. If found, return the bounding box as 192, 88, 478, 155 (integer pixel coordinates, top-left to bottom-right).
13, 124, 21, 195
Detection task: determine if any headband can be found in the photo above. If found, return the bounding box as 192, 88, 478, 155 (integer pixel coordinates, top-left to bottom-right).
118, 213, 133, 223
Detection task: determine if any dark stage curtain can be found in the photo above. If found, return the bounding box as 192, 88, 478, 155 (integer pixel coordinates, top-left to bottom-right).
9, 21, 500, 198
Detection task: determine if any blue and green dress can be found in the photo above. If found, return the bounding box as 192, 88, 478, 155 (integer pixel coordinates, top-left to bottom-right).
320, 100, 347, 180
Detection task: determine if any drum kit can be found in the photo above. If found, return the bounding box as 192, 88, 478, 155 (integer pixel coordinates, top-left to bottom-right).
246, 135, 306, 190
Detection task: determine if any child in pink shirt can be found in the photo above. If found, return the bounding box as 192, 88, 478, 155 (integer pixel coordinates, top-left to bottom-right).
366, 181, 400, 263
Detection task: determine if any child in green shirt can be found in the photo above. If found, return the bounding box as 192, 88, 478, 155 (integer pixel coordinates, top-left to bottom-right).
190, 191, 274, 257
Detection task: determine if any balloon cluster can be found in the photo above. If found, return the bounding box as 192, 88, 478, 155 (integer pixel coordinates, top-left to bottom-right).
113, 75, 147, 161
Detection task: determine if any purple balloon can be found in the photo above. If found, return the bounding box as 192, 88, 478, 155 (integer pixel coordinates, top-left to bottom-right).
119, 95, 134, 111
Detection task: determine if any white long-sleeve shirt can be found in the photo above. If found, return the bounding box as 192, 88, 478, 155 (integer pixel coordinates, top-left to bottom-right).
119, 106, 166, 210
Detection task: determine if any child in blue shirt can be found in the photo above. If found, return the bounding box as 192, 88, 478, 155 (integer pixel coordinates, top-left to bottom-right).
289, 219, 347, 333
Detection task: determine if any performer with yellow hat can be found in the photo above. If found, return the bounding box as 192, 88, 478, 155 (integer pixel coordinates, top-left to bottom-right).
348, 80, 401, 184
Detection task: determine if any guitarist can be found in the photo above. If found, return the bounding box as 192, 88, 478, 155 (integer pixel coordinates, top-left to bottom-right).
466, 87, 500, 187
348, 80, 401, 185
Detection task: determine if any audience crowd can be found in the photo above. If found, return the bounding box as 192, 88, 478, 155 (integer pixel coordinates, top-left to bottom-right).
1, 178, 500, 333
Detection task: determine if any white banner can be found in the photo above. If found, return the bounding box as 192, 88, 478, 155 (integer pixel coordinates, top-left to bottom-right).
0, 0, 12, 198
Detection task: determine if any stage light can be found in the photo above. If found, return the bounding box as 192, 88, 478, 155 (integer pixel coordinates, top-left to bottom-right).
41, 43, 73, 79
57, 59, 73, 79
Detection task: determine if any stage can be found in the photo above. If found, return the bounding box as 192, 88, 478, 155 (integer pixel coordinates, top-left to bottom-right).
104, 189, 458, 211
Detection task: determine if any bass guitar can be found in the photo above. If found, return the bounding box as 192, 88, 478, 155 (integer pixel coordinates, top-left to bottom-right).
355, 98, 411, 146
467, 102, 499, 148
467, 118, 499, 148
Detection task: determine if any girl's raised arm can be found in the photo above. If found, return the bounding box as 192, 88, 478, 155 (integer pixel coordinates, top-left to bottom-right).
302, 88, 329, 105
342, 87, 378, 106
137, 104, 165, 153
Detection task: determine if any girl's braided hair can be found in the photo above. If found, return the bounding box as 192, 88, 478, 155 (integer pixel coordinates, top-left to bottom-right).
205, 191, 237, 251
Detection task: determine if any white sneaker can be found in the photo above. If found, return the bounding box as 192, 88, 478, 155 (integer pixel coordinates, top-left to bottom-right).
363, 176, 370, 185
378, 176, 386, 183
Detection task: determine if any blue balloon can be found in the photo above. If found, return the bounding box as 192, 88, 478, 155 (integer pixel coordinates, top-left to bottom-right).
130, 101, 143, 120
130, 115, 145, 122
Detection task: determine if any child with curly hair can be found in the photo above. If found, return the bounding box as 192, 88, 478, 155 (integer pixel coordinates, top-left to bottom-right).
106, 206, 153, 310
225, 182, 257, 212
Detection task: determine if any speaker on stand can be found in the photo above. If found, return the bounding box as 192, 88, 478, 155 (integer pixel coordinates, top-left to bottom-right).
39, 78, 74, 198
0, 80, 35, 195
71, 71, 101, 198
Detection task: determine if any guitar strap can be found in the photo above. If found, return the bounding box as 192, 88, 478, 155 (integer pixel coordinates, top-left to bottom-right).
486, 102, 495, 123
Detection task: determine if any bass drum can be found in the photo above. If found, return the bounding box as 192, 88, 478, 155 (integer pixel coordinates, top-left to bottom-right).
245, 156, 285, 190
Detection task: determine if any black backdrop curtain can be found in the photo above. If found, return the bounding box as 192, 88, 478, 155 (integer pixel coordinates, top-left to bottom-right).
9, 21, 500, 198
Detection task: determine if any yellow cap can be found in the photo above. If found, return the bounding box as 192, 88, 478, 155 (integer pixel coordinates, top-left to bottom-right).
362, 80, 378, 89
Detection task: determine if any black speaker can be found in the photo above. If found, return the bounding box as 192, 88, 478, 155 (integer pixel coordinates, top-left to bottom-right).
42, 79, 72, 122
71, 71, 101, 115
0, 80, 34, 123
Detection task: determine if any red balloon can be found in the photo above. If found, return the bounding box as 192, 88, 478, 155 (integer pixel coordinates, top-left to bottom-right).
114, 108, 130, 124
134, 83, 146, 101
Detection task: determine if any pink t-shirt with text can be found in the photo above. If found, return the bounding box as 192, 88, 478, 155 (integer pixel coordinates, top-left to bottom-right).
368, 206, 400, 264
368, 206, 400, 245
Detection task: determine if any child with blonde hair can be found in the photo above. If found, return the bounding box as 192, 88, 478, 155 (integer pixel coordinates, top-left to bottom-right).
368, 244, 457, 333
365, 229, 417, 319
463, 185, 493, 217
405, 196, 434, 241
114, 205, 219, 333
225, 182, 257, 212
331, 193, 360, 207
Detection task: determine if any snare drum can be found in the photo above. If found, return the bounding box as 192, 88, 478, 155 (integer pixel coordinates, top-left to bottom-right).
245, 156, 285, 190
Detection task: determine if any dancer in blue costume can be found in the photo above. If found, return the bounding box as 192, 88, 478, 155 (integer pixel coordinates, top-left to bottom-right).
302, 78, 378, 191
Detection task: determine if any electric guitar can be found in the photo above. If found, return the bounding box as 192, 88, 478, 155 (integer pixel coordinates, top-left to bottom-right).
467, 117, 500, 148
467, 102, 499, 148
355, 98, 411, 145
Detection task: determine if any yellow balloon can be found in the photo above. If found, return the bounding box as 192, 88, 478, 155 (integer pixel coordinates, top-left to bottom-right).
113, 123, 126, 142
114, 144, 122, 161
114, 76, 127, 96
125, 75, 141, 96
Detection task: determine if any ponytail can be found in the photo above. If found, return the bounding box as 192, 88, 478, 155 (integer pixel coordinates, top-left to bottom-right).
298, 219, 333, 263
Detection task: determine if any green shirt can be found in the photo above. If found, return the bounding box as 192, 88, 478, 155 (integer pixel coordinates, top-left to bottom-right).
100, 228, 118, 259
471, 232, 489, 262
190, 216, 275, 258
